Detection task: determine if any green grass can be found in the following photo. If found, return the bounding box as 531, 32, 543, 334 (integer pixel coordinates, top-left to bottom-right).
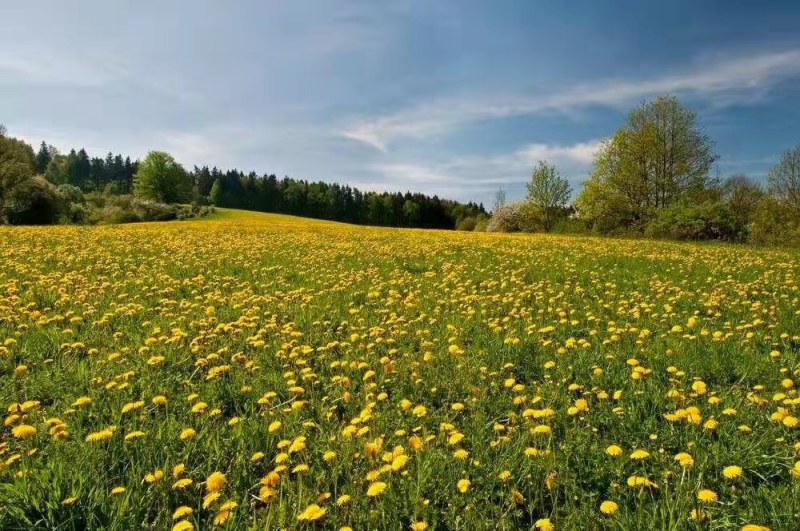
0, 209, 798, 530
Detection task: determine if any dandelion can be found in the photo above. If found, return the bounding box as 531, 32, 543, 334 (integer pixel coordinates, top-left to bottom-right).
722, 465, 743, 480
297, 503, 326, 521
457, 479, 470, 493
600, 500, 618, 515
367, 481, 387, 497
172, 478, 193, 490
11, 424, 36, 439
629, 449, 650, 460
172, 506, 193, 520
606, 445, 623, 457
336, 494, 351, 506
206, 471, 226, 492
697, 489, 718, 503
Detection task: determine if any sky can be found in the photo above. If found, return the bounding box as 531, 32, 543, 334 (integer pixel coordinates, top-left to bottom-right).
2, 1, 800, 206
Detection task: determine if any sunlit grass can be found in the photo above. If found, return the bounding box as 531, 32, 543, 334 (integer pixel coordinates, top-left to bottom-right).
1, 209, 798, 530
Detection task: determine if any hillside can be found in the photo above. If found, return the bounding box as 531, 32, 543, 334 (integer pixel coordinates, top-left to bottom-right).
1, 209, 798, 530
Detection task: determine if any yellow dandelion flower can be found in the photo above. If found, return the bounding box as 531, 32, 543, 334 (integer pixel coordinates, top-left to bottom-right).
172, 506, 193, 520
722, 465, 743, 480
11, 424, 36, 439
367, 481, 387, 497
697, 489, 718, 503
297, 503, 326, 521
600, 500, 618, 515
206, 471, 225, 492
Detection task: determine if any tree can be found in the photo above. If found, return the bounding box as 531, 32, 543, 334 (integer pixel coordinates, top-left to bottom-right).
35, 142, 57, 174
209, 178, 223, 206
0, 134, 36, 222
0, 124, 6, 137
525, 160, 571, 231
721, 174, 764, 226
45, 155, 70, 185
402, 199, 421, 226
577, 96, 717, 231
768, 145, 800, 214
133, 151, 191, 203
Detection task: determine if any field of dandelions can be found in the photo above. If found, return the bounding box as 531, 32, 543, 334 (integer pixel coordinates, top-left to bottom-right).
1, 209, 798, 530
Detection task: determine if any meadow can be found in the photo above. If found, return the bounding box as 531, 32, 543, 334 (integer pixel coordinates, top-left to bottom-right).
0, 209, 798, 530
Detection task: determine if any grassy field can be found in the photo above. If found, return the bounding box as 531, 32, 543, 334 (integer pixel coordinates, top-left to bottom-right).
1, 209, 798, 530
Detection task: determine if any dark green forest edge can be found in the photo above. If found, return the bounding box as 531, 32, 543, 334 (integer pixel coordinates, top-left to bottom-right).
1, 95, 799, 244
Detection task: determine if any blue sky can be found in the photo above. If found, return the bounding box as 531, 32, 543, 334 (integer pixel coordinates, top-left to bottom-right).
2, 1, 799, 205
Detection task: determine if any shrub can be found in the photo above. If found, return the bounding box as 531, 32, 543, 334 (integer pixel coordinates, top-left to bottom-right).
486, 202, 546, 233
5, 176, 64, 225
83, 193, 178, 224
644, 201, 743, 241
455, 216, 477, 231
176, 204, 216, 220
748, 196, 800, 247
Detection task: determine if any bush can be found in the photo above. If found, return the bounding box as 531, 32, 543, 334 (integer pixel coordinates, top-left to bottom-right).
473, 213, 488, 232
486, 203, 521, 232
83, 193, 178, 224
455, 216, 477, 231
644, 201, 743, 241
748, 196, 800, 247
486, 202, 546, 233
5, 176, 64, 225
176, 203, 216, 220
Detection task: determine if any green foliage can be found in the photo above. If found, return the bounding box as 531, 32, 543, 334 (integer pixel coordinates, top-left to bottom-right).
209, 177, 223, 206
4, 176, 65, 225
577, 96, 717, 232
644, 200, 743, 241
455, 216, 477, 231
176, 203, 216, 220
721, 174, 764, 228
85, 193, 178, 224
748, 196, 800, 247
133, 151, 191, 203
767, 145, 800, 214
0, 134, 37, 222
526, 160, 571, 231
44, 155, 69, 185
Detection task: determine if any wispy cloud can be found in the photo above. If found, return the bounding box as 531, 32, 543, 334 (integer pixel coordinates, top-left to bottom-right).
0, 48, 125, 87
370, 138, 604, 202
341, 49, 800, 151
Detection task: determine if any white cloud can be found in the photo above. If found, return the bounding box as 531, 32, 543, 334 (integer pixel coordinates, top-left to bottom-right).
516, 140, 602, 166
369, 138, 604, 203
341, 49, 800, 150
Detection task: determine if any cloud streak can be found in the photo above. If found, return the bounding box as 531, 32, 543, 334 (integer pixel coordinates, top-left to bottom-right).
369, 138, 604, 202
341, 49, 800, 151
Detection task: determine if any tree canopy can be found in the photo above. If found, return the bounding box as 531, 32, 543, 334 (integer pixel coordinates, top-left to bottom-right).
576, 96, 717, 230
133, 151, 191, 204
526, 161, 571, 231
768, 145, 800, 214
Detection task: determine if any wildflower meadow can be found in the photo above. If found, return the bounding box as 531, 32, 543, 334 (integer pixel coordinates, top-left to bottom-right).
1, 209, 798, 530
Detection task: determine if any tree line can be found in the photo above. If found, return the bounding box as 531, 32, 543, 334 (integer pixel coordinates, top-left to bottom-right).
1, 129, 485, 229
201, 167, 485, 229
3, 94, 799, 245
491, 96, 800, 246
